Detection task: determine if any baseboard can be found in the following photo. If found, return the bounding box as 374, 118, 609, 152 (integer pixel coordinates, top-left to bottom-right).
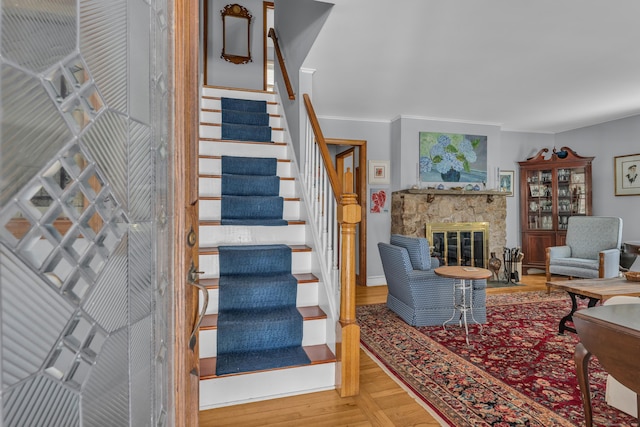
367, 275, 386, 286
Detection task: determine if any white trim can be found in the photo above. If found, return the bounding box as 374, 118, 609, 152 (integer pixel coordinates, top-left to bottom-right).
367, 275, 387, 286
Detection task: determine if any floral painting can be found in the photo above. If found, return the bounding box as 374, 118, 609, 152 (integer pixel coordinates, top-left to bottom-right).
370, 188, 388, 213
419, 132, 487, 183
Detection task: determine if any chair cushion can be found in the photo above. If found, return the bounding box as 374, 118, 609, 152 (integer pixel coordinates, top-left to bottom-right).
549, 257, 599, 270
565, 216, 622, 259
390, 234, 432, 270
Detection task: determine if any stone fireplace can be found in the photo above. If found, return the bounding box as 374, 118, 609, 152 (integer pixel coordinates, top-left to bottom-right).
391, 189, 507, 266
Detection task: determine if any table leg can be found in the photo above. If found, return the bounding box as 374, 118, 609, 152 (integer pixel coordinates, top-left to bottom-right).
559, 293, 600, 334
460, 279, 469, 344
559, 292, 579, 334
467, 279, 483, 336
574, 342, 593, 427
443, 281, 458, 329
443, 278, 480, 345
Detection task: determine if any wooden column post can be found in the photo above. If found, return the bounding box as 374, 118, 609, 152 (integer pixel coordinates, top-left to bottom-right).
336, 193, 361, 397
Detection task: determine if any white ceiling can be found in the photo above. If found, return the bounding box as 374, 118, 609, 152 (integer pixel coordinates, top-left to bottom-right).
302, 0, 640, 133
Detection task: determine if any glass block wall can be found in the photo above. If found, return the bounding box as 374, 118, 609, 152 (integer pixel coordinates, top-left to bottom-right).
0, 1, 172, 426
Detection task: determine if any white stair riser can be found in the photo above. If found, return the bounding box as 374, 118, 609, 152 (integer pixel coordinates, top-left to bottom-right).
199, 318, 327, 359
199, 251, 312, 278
199, 224, 306, 246
199, 362, 335, 409
199, 177, 296, 198
199, 140, 289, 159
200, 124, 285, 142
200, 110, 282, 128
199, 199, 300, 221
199, 158, 292, 177
202, 87, 277, 102
201, 281, 319, 316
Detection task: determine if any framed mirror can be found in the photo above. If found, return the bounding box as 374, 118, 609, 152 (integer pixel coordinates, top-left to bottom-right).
221, 4, 252, 64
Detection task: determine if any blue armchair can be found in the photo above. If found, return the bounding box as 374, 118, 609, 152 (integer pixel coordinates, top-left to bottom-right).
545, 216, 622, 288
378, 234, 487, 326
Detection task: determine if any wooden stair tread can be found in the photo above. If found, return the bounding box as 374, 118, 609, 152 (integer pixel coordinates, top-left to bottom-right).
200, 273, 319, 290
199, 244, 311, 256
199, 153, 290, 161
200, 306, 326, 331
200, 196, 300, 202
199, 344, 336, 380
199, 220, 305, 226
297, 306, 326, 320
201, 108, 280, 117
201, 122, 284, 132
202, 86, 278, 99
199, 173, 294, 181
199, 138, 287, 146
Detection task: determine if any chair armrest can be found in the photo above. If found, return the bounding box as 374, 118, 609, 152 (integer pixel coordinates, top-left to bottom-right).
601, 248, 621, 257
407, 269, 438, 281
548, 245, 571, 259
600, 248, 622, 278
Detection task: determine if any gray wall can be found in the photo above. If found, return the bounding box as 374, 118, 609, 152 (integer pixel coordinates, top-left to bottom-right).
555, 115, 640, 241
274, 0, 332, 160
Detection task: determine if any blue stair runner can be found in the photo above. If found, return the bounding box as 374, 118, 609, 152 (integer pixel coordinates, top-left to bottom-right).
220, 156, 287, 226
215, 98, 308, 375
216, 245, 310, 375
221, 97, 272, 142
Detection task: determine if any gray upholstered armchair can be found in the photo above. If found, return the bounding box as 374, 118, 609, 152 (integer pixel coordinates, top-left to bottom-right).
545, 216, 623, 289
378, 234, 487, 326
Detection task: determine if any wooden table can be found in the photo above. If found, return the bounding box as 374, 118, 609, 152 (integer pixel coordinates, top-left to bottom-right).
574, 304, 640, 427
435, 266, 491, 344
546, 277, 640, 334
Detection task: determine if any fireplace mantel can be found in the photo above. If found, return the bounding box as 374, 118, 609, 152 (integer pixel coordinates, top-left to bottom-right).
391, 189, 507, 258
406, 189, 507, 203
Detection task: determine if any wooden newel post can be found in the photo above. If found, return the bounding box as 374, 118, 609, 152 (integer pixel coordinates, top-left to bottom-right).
336, 193, 361, 397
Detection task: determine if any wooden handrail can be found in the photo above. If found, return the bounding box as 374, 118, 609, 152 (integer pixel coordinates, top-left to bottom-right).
303, 94, 342, 198
302, 92, 360, 397
268, 28, 295, 100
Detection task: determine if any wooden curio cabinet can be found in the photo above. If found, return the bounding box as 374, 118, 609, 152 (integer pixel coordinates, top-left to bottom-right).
518, 147, 593, 274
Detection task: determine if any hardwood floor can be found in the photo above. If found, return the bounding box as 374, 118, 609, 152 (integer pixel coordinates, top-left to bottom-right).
200, 273, 553, 426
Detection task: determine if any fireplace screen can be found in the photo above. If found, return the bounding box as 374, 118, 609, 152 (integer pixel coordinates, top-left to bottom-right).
426, 222, 489, 268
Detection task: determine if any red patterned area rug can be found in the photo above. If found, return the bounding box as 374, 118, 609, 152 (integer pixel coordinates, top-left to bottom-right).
357, 291, 637, 427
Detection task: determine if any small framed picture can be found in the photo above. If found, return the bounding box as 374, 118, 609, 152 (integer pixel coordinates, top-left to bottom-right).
368, 160, 390, 184
529, 184, 539, 197
499, 170, 514, 196
614, 153, 640, 196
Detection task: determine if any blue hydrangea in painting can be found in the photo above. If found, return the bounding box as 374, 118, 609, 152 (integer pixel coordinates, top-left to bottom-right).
419, 132, 487, 183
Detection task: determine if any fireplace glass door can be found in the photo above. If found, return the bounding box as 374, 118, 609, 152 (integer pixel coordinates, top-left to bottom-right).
427, 222, 489, 268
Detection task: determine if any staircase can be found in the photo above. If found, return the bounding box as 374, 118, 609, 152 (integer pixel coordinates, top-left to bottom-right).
197, 86, 337, 409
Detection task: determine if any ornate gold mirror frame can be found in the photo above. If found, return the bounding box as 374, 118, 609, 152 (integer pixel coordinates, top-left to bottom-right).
221, 4, 252, 64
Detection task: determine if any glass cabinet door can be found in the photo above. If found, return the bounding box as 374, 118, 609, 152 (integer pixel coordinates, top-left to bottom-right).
526, 169, 553, 230
569, 167, 587, 215
557, 167, 587, 229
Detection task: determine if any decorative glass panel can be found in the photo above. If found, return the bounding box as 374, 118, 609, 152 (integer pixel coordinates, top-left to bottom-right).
2, 0, 170, 423
65, 58, 88, 88
47, 67, 73, 102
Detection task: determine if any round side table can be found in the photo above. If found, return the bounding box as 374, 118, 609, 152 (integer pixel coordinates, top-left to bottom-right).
434, 266, 491, 344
